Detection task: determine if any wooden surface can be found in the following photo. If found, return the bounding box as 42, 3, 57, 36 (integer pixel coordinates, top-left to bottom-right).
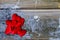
0, 0, 58, 8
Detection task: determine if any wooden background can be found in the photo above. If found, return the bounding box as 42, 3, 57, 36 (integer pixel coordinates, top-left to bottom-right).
0, 0, 58, 8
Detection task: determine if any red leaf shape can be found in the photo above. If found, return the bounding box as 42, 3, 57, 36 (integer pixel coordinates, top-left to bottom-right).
5, 13, 27, 37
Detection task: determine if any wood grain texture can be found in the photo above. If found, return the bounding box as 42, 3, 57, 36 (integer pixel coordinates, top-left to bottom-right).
0, 0, 58, 8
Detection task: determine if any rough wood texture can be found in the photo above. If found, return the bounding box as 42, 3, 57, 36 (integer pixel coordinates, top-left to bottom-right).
0, 0, 58, 8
